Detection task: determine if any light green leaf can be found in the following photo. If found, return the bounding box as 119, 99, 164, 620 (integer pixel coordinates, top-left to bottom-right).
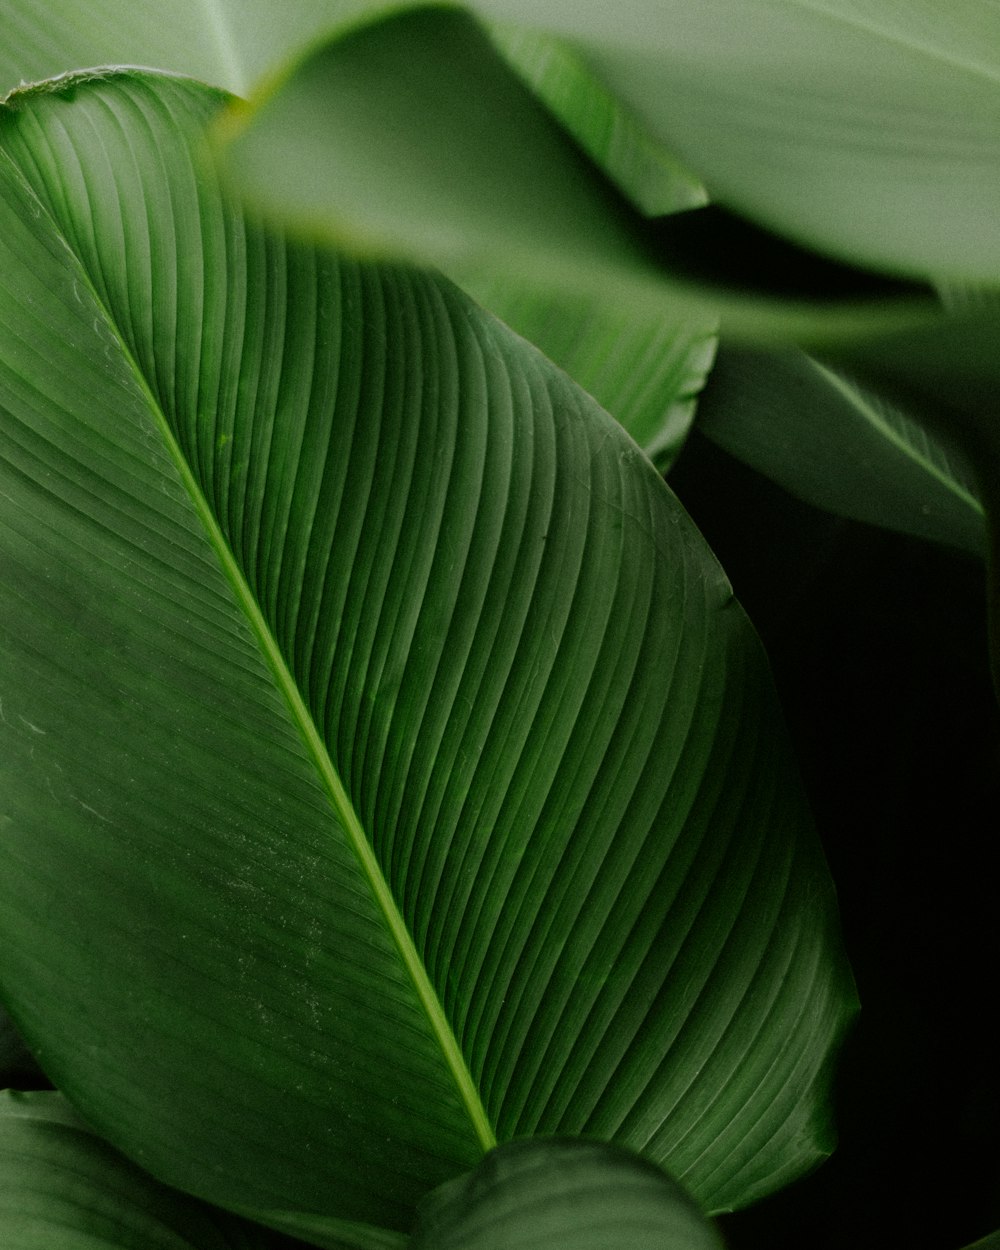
410, 1138, 725, 1249
695, 347, 985, 554
470, 0, 1000, 282
0, 69, 855, 1234
488, 25, 706, 217
217, 5, 934, 344
0, 0, 377, 97
0, 1090, 283, 1249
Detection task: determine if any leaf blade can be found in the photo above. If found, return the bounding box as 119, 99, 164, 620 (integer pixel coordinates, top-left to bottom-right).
696, 347, 986, 554
0, 1090, 288, 1249
216, 5, 934, 344
0, 68, 856, 1227
410, 1138, 726, 1250
470, 0, 1000, 280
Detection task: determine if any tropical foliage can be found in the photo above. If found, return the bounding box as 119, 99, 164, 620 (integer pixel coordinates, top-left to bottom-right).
0, 4, 996, 1249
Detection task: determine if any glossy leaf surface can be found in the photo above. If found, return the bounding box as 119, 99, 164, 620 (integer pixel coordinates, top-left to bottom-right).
218, 5, 933, 343
0, 70, 854, 1231
472, 0, 1000, 281
410, 1138, 725, 1249
696, 348, 985, 554
0, 1090, 281, 1249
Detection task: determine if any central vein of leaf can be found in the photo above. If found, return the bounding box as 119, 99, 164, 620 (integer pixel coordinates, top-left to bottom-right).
143, 391, 496, 1156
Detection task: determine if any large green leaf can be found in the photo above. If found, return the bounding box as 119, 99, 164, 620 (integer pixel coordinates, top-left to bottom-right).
0, 1090, 284, 1249
217, 5, 933, 344
457, 274, 716, 472
470, 0, 1000, 282
0, 69, 855, 1233
409, 1138, 725, 1249
695, 347, 985, 554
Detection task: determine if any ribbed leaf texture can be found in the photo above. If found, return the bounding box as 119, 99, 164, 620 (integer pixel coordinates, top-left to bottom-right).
0, 1090, 285, 1249
0, 71, 855, 1235
696, 347, 985, 554
410, 1138, 725, 1249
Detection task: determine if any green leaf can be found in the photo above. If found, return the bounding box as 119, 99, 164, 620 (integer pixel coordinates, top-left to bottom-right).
458, 274, 716, 472
470, 0, 1000, 282
0, 69, 855, 1231
0, 0, 377, 97
0, 1090, 284, 1249
410, 1138, 725, 1249
961, 1234, 1000, 1250
695, 347, 985, 555
828, 297, 1000, 694
217, 5, 934, 344
488, 25, 706, 217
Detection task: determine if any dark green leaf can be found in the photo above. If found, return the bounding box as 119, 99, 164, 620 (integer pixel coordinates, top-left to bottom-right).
0, 1004, 48, 1089
696, 347, 985, 554
0, 70, 855, 1232
458, 273, 716, 471
410, 1138, 725, 1249
962, 1234, 1000, 1250
0, 1090, 283, 1249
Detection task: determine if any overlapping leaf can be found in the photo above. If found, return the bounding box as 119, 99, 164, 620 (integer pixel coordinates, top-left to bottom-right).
458, 273, 716, 471
0, 70, 855, 1236
487, 25, 706, 217
217, 5, 933, 343
695, 348, 985, 554
410, 1138, 725, 1249
471, 0, 1000, 281
0, 1091, 284, 1249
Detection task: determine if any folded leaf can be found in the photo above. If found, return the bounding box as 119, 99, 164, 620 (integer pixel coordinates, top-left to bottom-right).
471, 0, 1000, 281
217, 5, 933, 344
410, 1138, 725, 1249
696, 348, 985, 555
0, 69, 855, 1233
488, 25, 706, 217
0, 1090, 284, 1249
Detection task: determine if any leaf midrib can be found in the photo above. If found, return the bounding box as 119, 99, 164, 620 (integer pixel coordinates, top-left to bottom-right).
19, 156, 496, 1156
812, 356, 984, 514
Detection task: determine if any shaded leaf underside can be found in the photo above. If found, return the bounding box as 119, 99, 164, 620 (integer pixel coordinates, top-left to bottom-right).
0, 71, 854, 1232
410, 1138, 725, 1249
696, 347, 985, 554
0, 1090, 286, 1250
